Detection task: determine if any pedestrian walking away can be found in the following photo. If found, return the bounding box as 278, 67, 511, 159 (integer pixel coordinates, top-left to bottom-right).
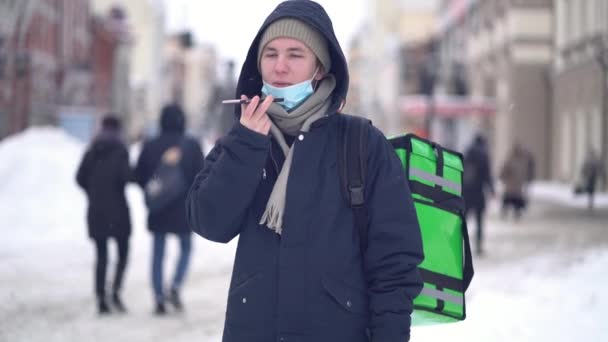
186, 1, 424, 341
134, 104, 204, 315
76, 114, 132, 315
499, 143, 535, 220
463, 133, 495, 256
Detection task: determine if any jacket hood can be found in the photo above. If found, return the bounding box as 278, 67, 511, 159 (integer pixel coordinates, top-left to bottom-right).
160, 104, 186, 134
234, 0, 349, 118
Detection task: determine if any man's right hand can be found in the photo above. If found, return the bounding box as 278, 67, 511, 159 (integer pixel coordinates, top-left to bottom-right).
239, 95, 273, 135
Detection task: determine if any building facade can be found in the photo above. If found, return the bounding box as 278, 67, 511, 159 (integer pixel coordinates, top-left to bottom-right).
347, 0, 438, 136
552, 0, 608, 184
437, 0, 554, 178
91, 0, 165, 138
0, 0, 138, 141
163, 32, 217, 138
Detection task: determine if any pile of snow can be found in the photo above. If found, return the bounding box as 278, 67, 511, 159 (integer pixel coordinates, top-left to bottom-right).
0, 127, 87, 245
0, 126, 84, 195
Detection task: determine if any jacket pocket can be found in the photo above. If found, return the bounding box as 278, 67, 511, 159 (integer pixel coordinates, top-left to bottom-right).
322, 275, 369, 315
226, 271, 272, 328
228, 271, 261, 297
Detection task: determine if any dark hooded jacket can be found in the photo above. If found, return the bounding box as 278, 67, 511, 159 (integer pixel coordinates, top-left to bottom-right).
134, 105, 204, 234
76, 130, 131, 240
463, 136, 494, 211
186, 1, 424, 341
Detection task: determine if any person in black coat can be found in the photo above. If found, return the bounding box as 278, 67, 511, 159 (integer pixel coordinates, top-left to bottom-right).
463, 134, 495, 256
186, 1, 424, 341
574, 147, 606, 211
134, 104, 204, 314
76, 115, 132, 315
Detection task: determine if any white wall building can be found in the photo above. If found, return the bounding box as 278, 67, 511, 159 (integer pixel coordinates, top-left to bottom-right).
349, 0, 438, 136
91, 0, 165, 138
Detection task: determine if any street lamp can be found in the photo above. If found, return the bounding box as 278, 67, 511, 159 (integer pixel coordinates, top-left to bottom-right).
591, 33, 608, 190
15, 53, 30, 78
419, 39, 438, 138
0, 54, 6, 80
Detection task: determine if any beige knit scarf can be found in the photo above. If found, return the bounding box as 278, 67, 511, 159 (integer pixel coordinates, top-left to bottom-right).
259, 75, 336, 234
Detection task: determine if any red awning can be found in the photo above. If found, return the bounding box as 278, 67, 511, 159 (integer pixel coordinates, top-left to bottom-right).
399, 95, 496, 118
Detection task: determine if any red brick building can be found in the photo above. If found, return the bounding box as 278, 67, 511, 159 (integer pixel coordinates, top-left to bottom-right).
90, 6, 131, 115
0, 0, 91, 139
0, 1, 133, 141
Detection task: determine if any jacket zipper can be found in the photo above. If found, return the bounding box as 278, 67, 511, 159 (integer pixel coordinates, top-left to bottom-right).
269, 143, 280, 176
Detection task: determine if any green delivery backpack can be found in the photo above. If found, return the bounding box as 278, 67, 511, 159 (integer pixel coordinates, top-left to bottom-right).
337, 114, 474, 325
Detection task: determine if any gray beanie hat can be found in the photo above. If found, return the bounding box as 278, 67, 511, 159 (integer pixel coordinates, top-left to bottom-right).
257, 18, 332, 72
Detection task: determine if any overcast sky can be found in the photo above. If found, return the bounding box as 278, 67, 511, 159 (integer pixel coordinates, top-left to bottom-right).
164, 0, 367, 66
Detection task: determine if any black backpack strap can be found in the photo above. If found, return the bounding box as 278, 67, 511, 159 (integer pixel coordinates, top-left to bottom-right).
176, 137, 188, 169
338, 114, 371, 253
408, 181, 465, 212
433, 143, 473, 291
178, 137, 189, 152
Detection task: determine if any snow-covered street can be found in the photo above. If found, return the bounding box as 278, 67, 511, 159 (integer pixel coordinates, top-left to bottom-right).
1, 127, 607, 341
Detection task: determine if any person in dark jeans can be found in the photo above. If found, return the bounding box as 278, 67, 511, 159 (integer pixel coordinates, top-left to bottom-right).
93, 236, 129, 312
151, 231, 192, 311
134, 104, 204, 315
76, 115, 132, 315
463, 134, 495, 256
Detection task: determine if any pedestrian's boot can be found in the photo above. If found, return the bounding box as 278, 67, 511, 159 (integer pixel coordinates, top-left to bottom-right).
98, 298, 111, 315
111, 292, 127, 313
476, 241, 484, 257
155, 301, 167, 316
168, 288, 183, 312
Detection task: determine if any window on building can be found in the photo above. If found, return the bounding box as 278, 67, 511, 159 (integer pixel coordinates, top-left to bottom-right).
590, 108, 602, 154
0, 55, 6, 79
560, 113, 572, 179
588, 0, 597, 36
597, 0, 608, 34
556, 0, 565, 48
575, 110, 586, 171
563, 0, 571, 46
580, 0, 587, 39
571, 1, 580, 43
470, 4, 480, 34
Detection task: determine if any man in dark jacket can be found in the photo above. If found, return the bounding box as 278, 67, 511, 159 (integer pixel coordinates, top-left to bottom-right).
76, 115, 131, 315
463, 134, 495, 256
134, 104, 204, 315
186, 1, 424, 341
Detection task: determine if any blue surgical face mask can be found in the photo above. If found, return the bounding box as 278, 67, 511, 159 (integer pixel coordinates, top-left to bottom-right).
261, 68, 319, 111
